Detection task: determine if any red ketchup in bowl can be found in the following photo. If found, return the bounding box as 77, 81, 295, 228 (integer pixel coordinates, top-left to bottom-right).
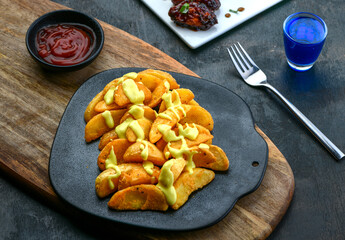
36, 24, 95, 66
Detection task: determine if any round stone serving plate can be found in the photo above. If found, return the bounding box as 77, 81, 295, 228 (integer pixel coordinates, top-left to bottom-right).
49, 68, 268, 231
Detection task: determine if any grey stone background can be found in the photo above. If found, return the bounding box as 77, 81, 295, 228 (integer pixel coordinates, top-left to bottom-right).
1, 0, 345, 239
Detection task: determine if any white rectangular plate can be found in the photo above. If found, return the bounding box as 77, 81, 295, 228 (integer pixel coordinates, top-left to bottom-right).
140, 0, 283, 49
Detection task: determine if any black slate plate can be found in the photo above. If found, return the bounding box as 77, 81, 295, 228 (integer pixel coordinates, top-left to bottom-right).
49, 68, 268, 231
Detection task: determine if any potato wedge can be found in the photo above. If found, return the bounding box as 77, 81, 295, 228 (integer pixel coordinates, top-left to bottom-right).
98, 130, 118, 150
85, 109, 127, 142
123, 141, 166, 166
125, 119, 152, 142
114, 82, 152, 107
95, 168, 120, 198
134, 71, 162, 91
147, 80, 169, 108
155, 138, 167, 152
187, 99, 199, 106
108, 184, 169, 211
163, 124, 214, 159
171, 168, 215, 210
149, 104, 191, 143
98, 139, 132, 171
179, 105, 214, 131
169, 158, 186, 182
207, 145, 229, 171
84, 91, 103, 123
158, 88, 194, 113
120, 105, 156, 123
140, 69, 180, 90
118, 164, 160, 190
94, 100, 122, 113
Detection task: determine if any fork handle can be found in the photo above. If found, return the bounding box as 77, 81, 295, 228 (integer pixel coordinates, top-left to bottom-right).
263, 83, 344, 161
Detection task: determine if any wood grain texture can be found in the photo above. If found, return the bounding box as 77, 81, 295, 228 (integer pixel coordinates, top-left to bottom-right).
0, 0, 294, 239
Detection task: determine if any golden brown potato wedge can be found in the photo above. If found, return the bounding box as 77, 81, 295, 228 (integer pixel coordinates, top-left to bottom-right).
120, 105, 156, 123
114, 82, 152, 107
98, 139, 132, 171
85, 109, 127, 142
147, 80, 169, 108
155, 138, 167, 152
179, 105, 214, 131
125, 119, 152, 142
163, 124, 214, 159
95, 168, 120, 198
134, 71, 162, 91
108, 184, 169, 211
118, 164, 160, 190
206, 145, 229, 171
98, 130, 118, 150
187, 99, 199, 106
123, 141, 166, 166
169, 158, 186, 182
158, 88, 194, 113
94, 100, 122, 113
149, 104, 191, 143
140, 69, 180, 90
84, 91, 103, 123
171, 168, 215, 210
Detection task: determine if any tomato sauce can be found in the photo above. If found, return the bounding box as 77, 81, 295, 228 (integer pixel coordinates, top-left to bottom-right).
36, 24, 94, 66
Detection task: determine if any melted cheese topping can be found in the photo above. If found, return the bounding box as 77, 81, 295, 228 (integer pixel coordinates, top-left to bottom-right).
156, 160, 176, 205
105, 146, 121, 189
122, 79, 145, 105
101, 110, 114, 128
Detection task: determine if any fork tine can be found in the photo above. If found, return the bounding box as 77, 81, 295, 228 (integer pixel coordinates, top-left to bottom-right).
228, 46, 247, 74
227, 48, 245, 75
237, 42, 258, 67
233, 43, 251, 70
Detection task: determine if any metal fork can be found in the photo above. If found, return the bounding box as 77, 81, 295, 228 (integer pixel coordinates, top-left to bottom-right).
227, 42, 344, 161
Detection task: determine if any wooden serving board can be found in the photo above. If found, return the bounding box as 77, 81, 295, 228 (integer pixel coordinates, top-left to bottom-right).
0, 0, 294, 239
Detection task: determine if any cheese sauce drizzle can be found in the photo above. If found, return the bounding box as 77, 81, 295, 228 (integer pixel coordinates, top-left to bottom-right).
105, 146, 121, 189
101, 110, 114, 128
122, 79, 145, 105
156, 160, 176, 205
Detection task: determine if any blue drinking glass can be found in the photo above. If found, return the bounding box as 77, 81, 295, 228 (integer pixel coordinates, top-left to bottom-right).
283, 12, 327, 71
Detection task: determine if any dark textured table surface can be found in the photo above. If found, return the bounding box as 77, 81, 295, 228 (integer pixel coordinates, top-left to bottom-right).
1, 0, 344, 239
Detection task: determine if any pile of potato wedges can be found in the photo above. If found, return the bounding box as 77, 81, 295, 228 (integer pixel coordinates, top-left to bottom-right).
84, 69, 229, 211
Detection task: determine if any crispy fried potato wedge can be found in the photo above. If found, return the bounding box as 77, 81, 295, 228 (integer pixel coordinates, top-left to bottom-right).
149, 104, 192, 143
158, 88, 194, 113
147, 80, 169, 108
114, 82, 152, 107
171, 168, 215, 210
179, 105, 214, 131
84, 91, 103, 123
125, 119, 152, 142
155, 138, 167, 152
94, 100, 122, 113
141, 69, 180, 90
85, 109, 127, 142
163, 124, 214, 159
206, 145, 229, 171
187, 99, 199, 106
123, 141, 166, 166
102, 77, 127, 95
135, 72, 162, 91
120, 106, 156, 123
95, 168, 120, 198
98, 130, 118, 150
118, 164, 160, 191
98, 139, 132, 171
108, 184, 169, 211
169, 158, 186, 182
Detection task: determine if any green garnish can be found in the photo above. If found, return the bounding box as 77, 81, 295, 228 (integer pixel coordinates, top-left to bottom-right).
180, 3, 190, 14
229, 9, 238, 14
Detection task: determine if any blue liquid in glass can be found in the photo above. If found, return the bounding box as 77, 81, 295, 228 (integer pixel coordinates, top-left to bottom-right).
284, 16, 326, 66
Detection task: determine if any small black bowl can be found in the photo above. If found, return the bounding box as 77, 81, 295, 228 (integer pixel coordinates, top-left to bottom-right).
26, 10, 104, 71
